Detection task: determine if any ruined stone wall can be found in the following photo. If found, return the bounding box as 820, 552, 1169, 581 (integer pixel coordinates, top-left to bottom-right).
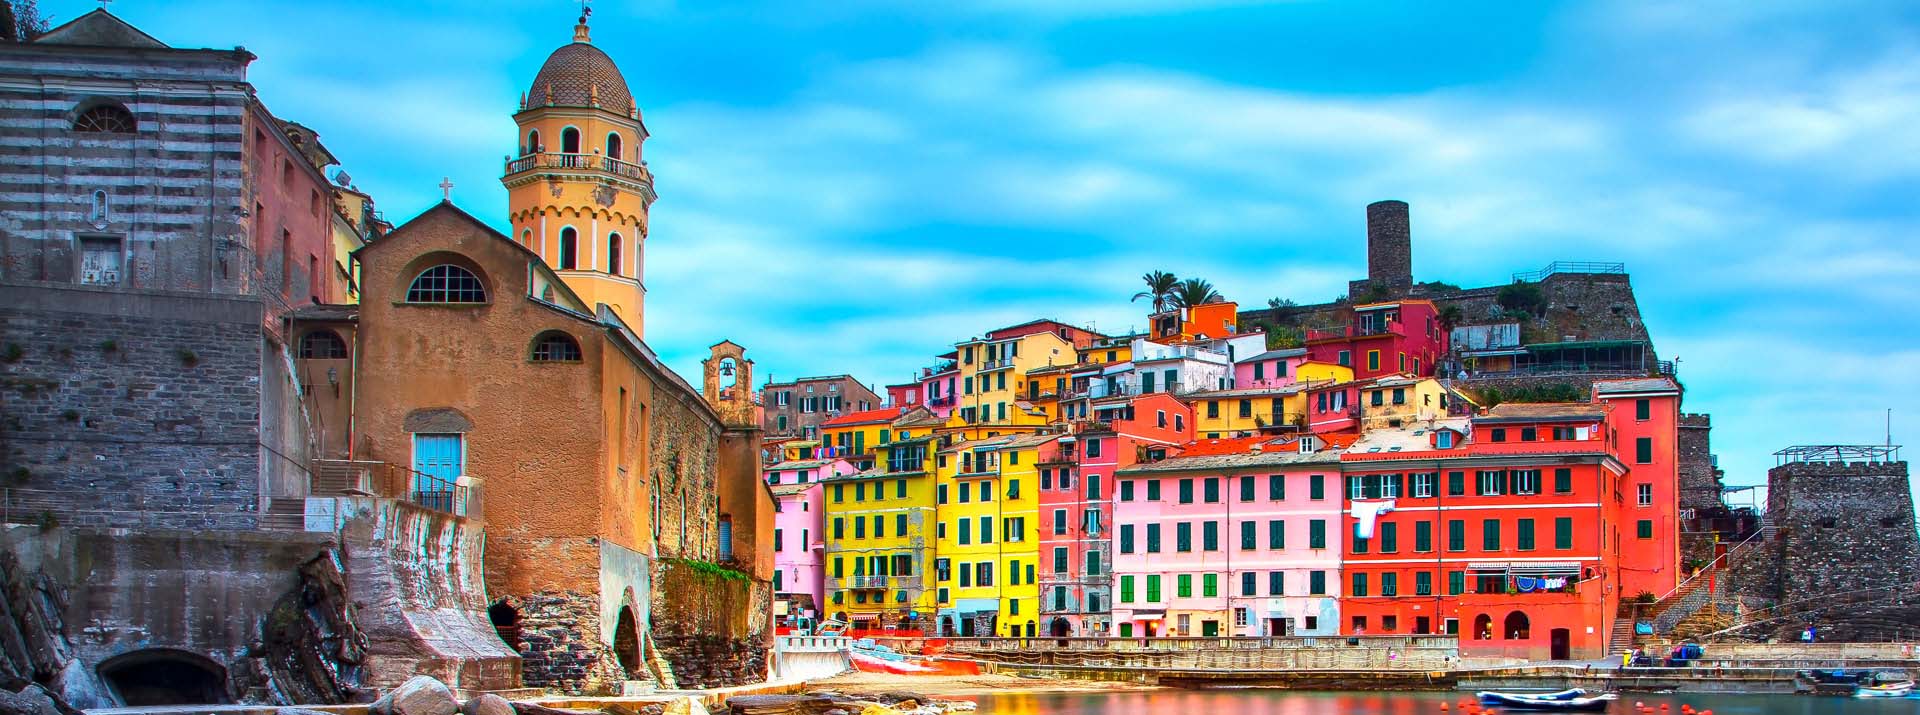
648, 387, 721, 563
650, 559, 769, 689
1242, 273, 1654, 350
1764, 460, 1920, 640
0, 282, 264, 530
1677, 414, 1724, 514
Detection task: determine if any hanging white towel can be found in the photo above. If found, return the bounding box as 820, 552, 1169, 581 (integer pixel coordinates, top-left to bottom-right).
1351, 499, 1397, 539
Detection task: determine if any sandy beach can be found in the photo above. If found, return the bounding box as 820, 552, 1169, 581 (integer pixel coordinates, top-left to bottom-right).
810, 671, 1158, 696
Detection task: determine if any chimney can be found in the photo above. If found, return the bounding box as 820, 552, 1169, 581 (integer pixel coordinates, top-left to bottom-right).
1365, 200, 1413, 292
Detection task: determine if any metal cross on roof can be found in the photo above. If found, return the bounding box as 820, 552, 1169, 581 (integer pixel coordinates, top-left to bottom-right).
439, 177, 453, 201
579, 0, 592, 23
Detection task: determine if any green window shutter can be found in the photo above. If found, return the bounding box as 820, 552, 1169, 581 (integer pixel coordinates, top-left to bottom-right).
1483, 519, 1501, 550
1351, 572, 1368, 597
1310, 474, 1324, 500
1448, 520, 1465, 551
1554, 468, 1572, 493
1310, 570, 1326, 595
1147, 575, 1162, 602
1636, 437, 1653, 463
1309, 520, 1326, 549
1270, 519, 1284, 549
1203, 573, 1218, 598
1447, 571, 1464, 595
1177, 574, 1193, 597
1381, 522, 1398, 553
1554, 517, 1573, 549
1517, 518, 1535, 551
1637, 519, 1654, 539
1414, 520, 1432, 552
1241, 520, 1256, 550
1120, 575, 1135, 603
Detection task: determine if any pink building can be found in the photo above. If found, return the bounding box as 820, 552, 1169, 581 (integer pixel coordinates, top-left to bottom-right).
918, 356, 959, 418
1039, 392, 1191, 636
1303, 300, 1448, 380
1112, 437, 1347, 637
768, 457, 855, 628
1232, 347, 1309, 390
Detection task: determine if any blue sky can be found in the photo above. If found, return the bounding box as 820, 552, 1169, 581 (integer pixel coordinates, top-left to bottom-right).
66, 0, 1919, 497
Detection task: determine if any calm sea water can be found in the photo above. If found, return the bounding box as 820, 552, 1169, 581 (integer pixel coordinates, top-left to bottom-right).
972, 690, 1920, 715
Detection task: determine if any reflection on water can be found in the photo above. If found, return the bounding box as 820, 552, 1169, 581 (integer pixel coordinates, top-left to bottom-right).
974, 690, 1920, 715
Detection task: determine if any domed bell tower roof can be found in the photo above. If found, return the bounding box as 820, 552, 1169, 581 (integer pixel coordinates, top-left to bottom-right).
523, 10, 637, 117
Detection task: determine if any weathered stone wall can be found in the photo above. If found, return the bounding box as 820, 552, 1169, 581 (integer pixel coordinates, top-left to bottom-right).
495, 591, 624, 694
1245, 272, 1654, 349
1677, 414, 1724, 513
650, 559, 769, 689
0, 523, 340, 706
1763, 460, 1920, 640
0, 282, 264, 530
649, 388, 721, 563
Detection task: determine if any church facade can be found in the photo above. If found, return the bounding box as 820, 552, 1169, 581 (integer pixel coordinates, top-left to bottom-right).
304, 13, 774, 693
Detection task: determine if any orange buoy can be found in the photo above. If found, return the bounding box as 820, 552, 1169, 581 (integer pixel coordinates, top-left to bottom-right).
1440, 705, 1449, 711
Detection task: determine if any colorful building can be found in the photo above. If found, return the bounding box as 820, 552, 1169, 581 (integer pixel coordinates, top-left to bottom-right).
1149, 301, 1242, 343
1232, 347, 1308, 390
1038, 392, 1193, 636
1112, 436, 1346, 637
821, 406, 905, 470
1591, 377, 1684, 599
951, 320, 1102, 428
1338, 403, 1643, 660
1304, 300, 1448, 380
933, 433, 1055, 636
821, 434, 940, 632
1357, 375, 1463, 430
768, 458, 854, 628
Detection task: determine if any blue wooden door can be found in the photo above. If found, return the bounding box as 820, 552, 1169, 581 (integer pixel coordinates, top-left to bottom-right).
412, 434, 463, 510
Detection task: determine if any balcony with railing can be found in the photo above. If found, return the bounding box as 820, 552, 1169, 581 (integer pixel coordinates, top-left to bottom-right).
313, 458, 475, 517
978, 358, 1015, 371
503, 152, 655, 188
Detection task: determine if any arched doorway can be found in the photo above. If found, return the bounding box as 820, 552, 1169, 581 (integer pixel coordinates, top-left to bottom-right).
1049, 616, 1071, 637
1472, 613, 1493, 640
1504, 611, 1531, 640
97, 648, 230, 706
489, 600, 522, 650
613, 604, 641, 675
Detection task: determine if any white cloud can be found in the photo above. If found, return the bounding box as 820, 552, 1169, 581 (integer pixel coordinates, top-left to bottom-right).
1678, 53, 1920, 178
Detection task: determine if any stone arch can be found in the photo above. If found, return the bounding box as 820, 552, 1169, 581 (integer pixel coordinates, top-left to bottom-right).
1504, 610, 1531, 640
489, 598, 523, 650
97, 648, 230, 706
612, 602, 641, 676
1473, 613, 1493, 640
403, 407, 473, 433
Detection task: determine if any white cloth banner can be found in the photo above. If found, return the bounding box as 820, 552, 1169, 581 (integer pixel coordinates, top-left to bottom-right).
1351, 498, 1397, 539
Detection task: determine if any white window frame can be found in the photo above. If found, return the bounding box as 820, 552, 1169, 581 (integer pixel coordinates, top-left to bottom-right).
1637, 483, 1653, 507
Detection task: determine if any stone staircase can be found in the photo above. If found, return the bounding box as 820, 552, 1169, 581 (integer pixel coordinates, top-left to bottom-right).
1606, 607, 1638, 656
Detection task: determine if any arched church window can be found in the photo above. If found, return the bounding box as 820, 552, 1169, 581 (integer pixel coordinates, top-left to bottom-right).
527, 129, 542, 154
608, 233, 622, 276
558, 228, 578, 270
520, 228, 532, 245
606, 132, 623, 161
298, 330, 348, 359
561, 127, 581, 154
73, 102, 136, 133
406, 264, 487, 304
530, 331, 583, 362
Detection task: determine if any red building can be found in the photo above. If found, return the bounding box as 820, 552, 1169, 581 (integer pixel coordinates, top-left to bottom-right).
1305, 300, 1447, 379
1337, 397, 1669, 660
1592, 378, 1684, 599
1038, 392, 1191, 635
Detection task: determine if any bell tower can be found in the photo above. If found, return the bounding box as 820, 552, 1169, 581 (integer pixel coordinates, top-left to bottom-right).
503, 9, 655, 335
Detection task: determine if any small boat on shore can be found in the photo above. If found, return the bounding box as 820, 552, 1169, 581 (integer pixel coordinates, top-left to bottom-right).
1854, 681, 1915, 699
1476, 689, 1618, 712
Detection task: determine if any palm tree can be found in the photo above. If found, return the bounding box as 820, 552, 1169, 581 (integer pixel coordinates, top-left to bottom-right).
1170, 278, 1224, 309
1131, 270, 1180, 313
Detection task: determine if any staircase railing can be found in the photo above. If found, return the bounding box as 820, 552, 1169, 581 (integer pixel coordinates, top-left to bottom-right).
1646, 527, 1767, 633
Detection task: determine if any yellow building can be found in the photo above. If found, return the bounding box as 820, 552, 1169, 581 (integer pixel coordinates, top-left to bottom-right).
953, 329, 1075, 429
1186, 363, 1356, 438
502, 13, 653, 334
933, 433, 1052, 637
1358, 375, 1464, 429
1075, 335, 1136, 366
821, 434, 939, 631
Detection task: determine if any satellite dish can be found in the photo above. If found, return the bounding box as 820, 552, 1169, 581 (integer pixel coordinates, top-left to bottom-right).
334, 170, 353, 187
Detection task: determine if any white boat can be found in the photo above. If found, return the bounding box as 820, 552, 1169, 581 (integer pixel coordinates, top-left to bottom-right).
1854, 681, 1914, 698
1476, 689, 1618, 712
